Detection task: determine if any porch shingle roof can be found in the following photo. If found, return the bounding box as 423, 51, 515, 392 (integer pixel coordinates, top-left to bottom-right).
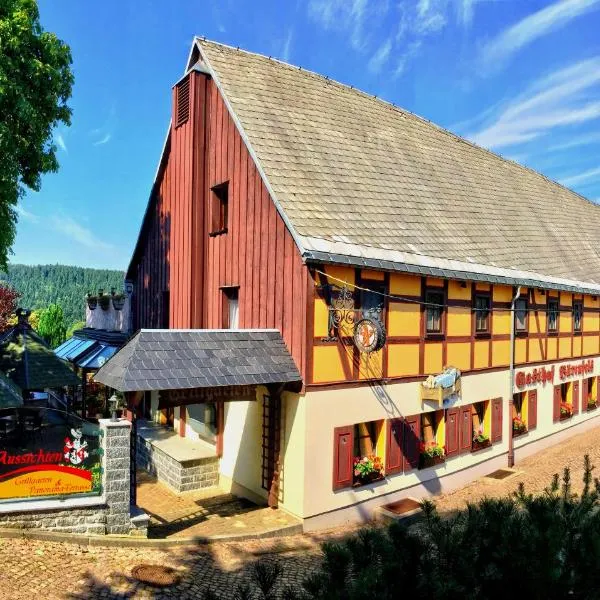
93, 329, 302, 392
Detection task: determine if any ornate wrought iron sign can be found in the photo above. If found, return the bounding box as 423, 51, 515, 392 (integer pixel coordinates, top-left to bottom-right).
328, 285, 356, 334
0, 408, 102, 502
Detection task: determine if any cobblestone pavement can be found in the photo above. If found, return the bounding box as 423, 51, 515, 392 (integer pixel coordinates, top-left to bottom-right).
136, 471, 300, 538
1, 426, 599, 599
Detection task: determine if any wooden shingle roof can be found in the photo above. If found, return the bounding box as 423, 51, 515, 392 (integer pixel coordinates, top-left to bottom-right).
195, 39, 600, 292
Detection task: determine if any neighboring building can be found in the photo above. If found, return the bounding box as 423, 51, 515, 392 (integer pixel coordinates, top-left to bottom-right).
100, 39, 600, 530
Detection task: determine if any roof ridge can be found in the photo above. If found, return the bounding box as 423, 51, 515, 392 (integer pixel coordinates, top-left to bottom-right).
195, 36, 598, 210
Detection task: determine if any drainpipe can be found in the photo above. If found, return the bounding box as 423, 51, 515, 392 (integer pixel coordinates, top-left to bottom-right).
507, 286, 521, 468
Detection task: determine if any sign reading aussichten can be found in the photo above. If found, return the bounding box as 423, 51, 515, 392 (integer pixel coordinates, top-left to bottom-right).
0, 409, 102, 502
515, 359, 594, 389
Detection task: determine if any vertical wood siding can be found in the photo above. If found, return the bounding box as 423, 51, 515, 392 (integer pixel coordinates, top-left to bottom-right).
129, 72, 308, 378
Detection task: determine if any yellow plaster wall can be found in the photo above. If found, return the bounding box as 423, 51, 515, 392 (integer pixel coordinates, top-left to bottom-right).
387, 344, 420, 377
388, 302, 420, 336
314, 297, 329, 337
547, 337, 558, 361
473, 340, 489, 369
424, 343, 443, 374
528, 339, 544, 364
361, 269, 384, 281
491, 340, 510, 367
448, 280, 471, 300
584, 336, 599, 356
390, 273, 421, 296
447, 307, 471, 336
426, 277, 444, 288
493, 285, 513, 302
493, 310, 510, 335
446, 342, 471, 371
359, 350, 383, 380
515, 338, 527, 364
312, 345, 348, 383
559, 337, 571, 359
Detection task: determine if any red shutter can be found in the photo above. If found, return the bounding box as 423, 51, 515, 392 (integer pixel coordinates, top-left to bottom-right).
333, 426, 354, 491
385, 418, 404, 476
402, 415, 421, 472
553, 385, 561, 423
573, 380, 580, 415
491, 398, 503, 443
582, 379, 588, 412
528, 390, 537, 431
445, 408, 460, 457
460, 405, 472, 454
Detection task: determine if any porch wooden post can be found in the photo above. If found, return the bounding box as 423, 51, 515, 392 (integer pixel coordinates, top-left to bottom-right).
267, 385, 283, 509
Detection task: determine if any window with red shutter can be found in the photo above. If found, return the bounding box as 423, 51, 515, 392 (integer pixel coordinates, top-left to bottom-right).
528, 390, 537, 431
333, 426, 354, 491
491, 398, 503, 443
403, 415, 421, 472
385, 418, 403, 476
553, 385, 561, 423
445, 408, 459, 457
573, 380, 580, 415
460, 405, 472, 454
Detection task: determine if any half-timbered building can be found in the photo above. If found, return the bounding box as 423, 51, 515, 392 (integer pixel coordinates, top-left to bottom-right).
96, 39, 600, 530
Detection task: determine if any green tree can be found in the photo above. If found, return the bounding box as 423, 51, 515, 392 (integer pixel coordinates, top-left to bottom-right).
0, 0, 73, 269
66, 319, 85, 338
37, 303, 66, 348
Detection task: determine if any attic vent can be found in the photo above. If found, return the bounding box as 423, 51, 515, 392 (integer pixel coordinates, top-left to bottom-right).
175, 77, 190, 127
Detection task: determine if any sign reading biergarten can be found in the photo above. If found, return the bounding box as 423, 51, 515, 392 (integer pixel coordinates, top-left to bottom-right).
0, 408, 102, 502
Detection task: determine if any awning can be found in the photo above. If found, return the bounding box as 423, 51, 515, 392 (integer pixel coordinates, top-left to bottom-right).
78, 344, 119, 369
55, 338, 96, 362
93, 329, 303, 393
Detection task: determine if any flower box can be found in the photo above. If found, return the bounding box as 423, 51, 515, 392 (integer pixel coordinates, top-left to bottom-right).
419, 454, 445, 469
112, 294, 126, 311
353, 455, 384, 487
513, 416, 527, 437
560, 413, 572, 421
560, 402, 573, 421
513, 428, 528, 438
87, 294, 97, 310
587, 402, 598, 412
472, 438, 492, 452
353, 472, 385, 487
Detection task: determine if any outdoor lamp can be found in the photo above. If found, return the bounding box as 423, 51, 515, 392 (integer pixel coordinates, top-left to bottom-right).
108, 394, 121, 422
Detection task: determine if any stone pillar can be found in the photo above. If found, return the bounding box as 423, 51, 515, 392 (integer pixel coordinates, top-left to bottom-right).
100, 418, 133, 535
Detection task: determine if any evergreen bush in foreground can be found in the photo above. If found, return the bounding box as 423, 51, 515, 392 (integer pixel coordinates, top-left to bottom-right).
207, 455, 600, 599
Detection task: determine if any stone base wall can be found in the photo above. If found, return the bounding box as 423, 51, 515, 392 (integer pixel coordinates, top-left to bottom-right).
137, 435, 219, 493
0, 506, 108, 535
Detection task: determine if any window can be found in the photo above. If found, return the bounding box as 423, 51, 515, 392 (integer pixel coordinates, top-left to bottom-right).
586, 377, 597, 410
573, 301, 583, 332
354, 421, 379, 457
471, 401, 490, 449
426, 290, 444, 334
360, 286, 384, 320
515, 298, 528, 332
222, 287, 239, 329
547, 298, 558, 332
474, 294, 491, 333
210, 182, 229, 235
351, 421, 384, 486
512, 392, 527, 436
187, 403, 217, 443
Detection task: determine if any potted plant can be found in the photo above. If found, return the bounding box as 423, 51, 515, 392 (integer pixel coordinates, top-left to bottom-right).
111, 289, 126, 311
353, 455, 384, 486
419, 441, 445, 469
472, 428, 491, 451
98, 289, 110, 310
87, 292, 98, 310
587, 398, 597, 411
560, 402, 573, 421
513, 415, 527, 437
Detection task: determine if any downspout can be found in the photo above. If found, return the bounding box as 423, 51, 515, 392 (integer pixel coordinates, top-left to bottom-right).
507, 286, 521, 468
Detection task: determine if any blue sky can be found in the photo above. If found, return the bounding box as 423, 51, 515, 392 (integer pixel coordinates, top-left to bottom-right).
11, 0, 600, 271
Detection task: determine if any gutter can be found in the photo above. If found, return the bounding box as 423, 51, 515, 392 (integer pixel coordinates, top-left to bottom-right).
507, 286, 521, 468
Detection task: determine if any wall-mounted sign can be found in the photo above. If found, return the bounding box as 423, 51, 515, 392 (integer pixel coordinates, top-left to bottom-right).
0, 409, 102, 502
353, 317, 386, 353
160, 385, 256, 408
560, 359, 594, 381
515, 366, 555, 388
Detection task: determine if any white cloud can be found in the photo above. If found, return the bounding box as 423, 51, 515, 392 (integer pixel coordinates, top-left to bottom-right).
394, 41, 423, 78
479, 0, 600, 72
14, 204, 39, 223
308, 0, 371, 50
50, 216, 114, 251
561, 166, 600, 187
93, 133, 111, 146
368, 38, 392, 74
548, 132, 600, 152
281, 28, 293, 62
56, 134, 67, 153
467, 58, 600, 149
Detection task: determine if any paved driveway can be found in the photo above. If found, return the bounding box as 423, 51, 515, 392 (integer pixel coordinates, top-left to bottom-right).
1, 424, 599, 599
